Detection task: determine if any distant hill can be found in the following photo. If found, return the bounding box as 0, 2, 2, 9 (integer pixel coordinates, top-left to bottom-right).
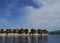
49, 30, 60, 35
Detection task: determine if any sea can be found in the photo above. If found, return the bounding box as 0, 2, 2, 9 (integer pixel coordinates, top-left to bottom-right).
0, 35, 60, 43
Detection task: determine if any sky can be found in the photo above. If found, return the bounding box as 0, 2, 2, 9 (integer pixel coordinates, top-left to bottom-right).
0, 0, 60, 31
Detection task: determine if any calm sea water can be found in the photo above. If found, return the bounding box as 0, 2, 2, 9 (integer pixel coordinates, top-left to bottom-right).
0, 35, 60, 43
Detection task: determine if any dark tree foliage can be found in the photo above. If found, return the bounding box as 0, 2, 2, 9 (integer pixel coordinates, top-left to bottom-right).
5, 29, 9, 34
0, 29, 4, 33
18, 29, 24, 34
24, 29, 29, 34
0, 28, 49, 35
37, 29, 42, 34
8, 29, 12, 33
12, 29, 16, 33
30, 29, 36, 34
42, 30, 48, 34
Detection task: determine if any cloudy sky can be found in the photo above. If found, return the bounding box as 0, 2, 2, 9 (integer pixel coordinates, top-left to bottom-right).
0, 0, 60, 31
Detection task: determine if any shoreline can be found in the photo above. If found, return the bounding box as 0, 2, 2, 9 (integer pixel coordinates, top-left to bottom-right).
0, 33, 48, 37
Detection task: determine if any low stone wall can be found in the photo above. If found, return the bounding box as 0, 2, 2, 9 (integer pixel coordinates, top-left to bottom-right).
0, 33, 48, 37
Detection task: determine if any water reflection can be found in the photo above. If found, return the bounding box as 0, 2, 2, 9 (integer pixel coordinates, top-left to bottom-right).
0, 35, 48, 43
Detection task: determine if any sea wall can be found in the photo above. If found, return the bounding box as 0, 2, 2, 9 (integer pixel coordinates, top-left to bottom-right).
0, 33, 48, 37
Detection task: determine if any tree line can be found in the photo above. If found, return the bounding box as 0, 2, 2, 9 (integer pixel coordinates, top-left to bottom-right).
0, 28, 48, 34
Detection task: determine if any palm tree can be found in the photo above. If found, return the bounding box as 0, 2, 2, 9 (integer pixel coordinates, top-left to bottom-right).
18, 29, 24, 34
24, 29, 29, 34
5, 29, 10, 34
42, 30, 48, 34
0, 29, 4, 33
12, 29, 17, 33
30, 29, 36, 34
37, 29, 42, 34
0, 29, 1, 33
8, 29, 12, 33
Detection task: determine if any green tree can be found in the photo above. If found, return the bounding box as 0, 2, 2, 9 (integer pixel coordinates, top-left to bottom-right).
12, 29, 17, 33
30, 29, 36, 34
42, 30, 48, 34
5, 29, 11, 34
24, 29, 29, 34
18, 29, 24, 34
37, 29, 42, 34
8, 29, 12, 33
0, 29, 4, 33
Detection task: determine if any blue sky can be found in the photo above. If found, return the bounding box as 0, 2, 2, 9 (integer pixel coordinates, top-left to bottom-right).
0, 0, 60, 31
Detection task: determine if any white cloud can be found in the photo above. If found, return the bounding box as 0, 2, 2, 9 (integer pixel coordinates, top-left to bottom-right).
24, 0, 60, 30
33, 0, 57, 6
